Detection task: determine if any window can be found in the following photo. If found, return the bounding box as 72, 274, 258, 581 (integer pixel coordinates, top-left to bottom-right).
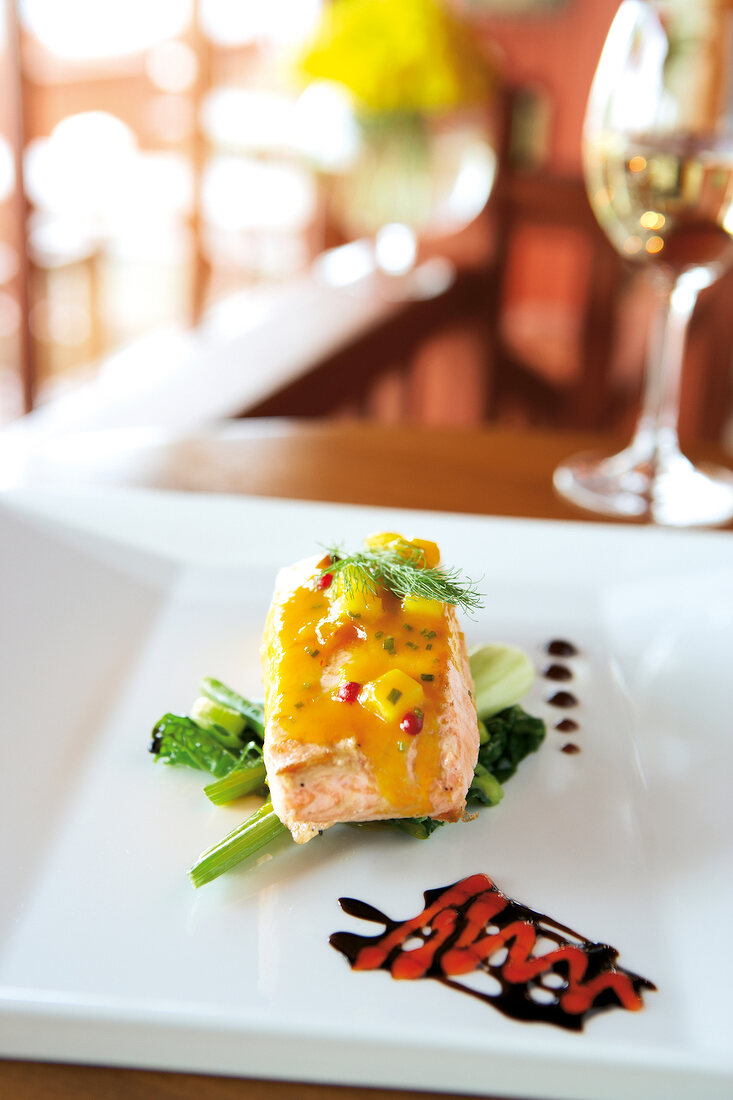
0, 0, 324, 422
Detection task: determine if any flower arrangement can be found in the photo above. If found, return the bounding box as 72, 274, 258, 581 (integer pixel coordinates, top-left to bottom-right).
296, 0, 495, 116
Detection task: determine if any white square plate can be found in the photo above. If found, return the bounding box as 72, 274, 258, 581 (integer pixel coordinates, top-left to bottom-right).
1, 489, 731, 1100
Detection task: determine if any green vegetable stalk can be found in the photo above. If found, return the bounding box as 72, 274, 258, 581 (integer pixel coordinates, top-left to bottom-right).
189, 799, 288, 888
204, 744, 267, 805
200, 677, 265, 739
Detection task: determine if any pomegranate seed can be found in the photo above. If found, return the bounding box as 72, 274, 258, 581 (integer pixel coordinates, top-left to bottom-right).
337, 681, 361, 703
400, 710, 423, 735
317, 572, 333, 590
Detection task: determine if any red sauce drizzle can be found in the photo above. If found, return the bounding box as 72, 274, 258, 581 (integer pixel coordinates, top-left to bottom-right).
330, 873, 655, 1031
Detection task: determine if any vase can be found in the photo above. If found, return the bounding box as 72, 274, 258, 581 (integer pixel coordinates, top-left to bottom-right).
327, 108, 496, 277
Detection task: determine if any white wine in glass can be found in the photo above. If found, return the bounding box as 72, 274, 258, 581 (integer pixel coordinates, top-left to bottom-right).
554, 0, 733, 525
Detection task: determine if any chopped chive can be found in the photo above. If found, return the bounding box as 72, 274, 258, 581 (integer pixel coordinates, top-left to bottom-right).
405, 641, 418, 650
421, 629, 437, 639
383, 637, 395, 653
397, 740, 406, 752
402, 623, 414, 631
421, 674, 434, 681
426, 643, 433, 651
414, 707, 424, 719
306, 648, 320, 658
295, 701, 304, 709
387, 688, 402, 705
375, 630, 384, 639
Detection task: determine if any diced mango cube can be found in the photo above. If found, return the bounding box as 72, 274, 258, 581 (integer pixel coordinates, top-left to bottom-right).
365, 531, 403, 552
365, 532, 441, 569
409, 539, 440, 568
402, 595, 444, 618
361, 669, 424, 723
330, 570, 383, 619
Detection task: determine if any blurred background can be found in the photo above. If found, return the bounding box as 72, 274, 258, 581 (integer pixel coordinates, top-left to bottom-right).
1, 0, 731, 446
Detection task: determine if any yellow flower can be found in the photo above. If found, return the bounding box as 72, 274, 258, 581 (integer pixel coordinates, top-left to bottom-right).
296, 0, 495, 115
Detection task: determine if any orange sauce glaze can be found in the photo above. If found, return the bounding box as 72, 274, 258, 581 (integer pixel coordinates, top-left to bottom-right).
264, 563, 456, 815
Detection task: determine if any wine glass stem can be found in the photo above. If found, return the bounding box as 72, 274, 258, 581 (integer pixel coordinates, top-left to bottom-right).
631, 274, 699, 467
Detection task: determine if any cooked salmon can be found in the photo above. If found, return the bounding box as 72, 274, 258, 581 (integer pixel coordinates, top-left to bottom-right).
261, 535, 479, 843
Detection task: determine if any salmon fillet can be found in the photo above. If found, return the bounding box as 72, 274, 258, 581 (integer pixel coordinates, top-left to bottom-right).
261, 536, 479, 844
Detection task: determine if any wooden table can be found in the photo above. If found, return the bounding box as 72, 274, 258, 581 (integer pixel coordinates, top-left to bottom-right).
2, 419, 731, 1100
5, 418, 731, 527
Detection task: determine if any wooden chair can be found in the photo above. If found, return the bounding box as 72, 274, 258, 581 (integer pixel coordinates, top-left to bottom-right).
484, 80, 733, 441
482, 158, 630, 431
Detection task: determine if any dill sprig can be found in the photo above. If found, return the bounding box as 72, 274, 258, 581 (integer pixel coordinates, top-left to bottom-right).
320, 542, 484, 617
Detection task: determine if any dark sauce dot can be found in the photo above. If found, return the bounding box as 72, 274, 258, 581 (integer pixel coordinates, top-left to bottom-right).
554, 718, 579, 733
545, 639, 578, 657
547, 691, 578, 708
543, 663, 573, 682
561, 742, 581, 754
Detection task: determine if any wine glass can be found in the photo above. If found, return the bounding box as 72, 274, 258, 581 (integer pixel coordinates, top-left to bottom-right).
554, 0, 733, 526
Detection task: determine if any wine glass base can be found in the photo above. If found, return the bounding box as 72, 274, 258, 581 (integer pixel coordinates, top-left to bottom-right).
553, 447, 733, 527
